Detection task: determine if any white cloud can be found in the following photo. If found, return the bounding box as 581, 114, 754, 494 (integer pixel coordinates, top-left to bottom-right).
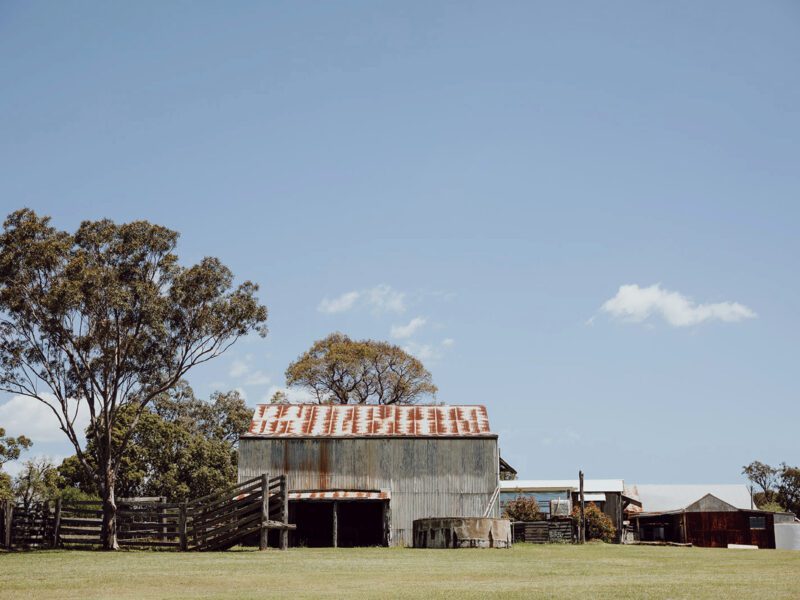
365, 284, 405, 314
229, 359, 249, 378
245, 371, 271, 386
263, 386, 317, 404
227, 355, 270, 387
402, 338, 454, 363
390, 317, 427, 339
0, 395, 88, 444
599, 283, 757, 327
318, 291, 361, 314
318, 284, 406, 315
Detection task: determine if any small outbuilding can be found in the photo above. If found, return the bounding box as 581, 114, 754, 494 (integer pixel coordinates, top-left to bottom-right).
238, 404, 500, 547
630, 493, 778, 548
499, 479, 633, 540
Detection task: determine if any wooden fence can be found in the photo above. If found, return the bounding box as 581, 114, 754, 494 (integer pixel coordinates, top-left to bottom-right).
0, 474, 293, 551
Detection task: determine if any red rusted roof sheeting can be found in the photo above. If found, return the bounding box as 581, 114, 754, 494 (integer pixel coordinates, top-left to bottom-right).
244, 404, 493, 438
288, 490, 390, 501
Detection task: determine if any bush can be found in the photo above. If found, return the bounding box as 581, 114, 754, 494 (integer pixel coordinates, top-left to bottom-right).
502, 496, 543, 522
572, 502, 615, 542
758, 500, 787, 513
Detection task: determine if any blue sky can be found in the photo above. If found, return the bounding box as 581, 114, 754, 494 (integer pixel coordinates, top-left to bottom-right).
1, 1, 798, 483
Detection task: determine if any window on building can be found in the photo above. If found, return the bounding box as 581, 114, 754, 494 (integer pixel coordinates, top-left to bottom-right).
749, 516, 766, 530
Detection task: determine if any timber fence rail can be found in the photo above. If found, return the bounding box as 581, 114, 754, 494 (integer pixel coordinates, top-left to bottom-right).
0, 474, 294, 552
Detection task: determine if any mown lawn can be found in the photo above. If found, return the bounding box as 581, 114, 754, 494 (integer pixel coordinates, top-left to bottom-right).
1, 543, 798, 599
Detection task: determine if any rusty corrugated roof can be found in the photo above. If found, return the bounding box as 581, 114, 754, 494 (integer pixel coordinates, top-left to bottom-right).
243, 404, 494, 438
288, 490, 390, 500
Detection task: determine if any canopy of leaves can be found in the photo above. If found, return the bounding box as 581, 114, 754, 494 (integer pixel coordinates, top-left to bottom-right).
0, 209, 266, 517
285, 333, 437, 405
572, 502, 616, 543
59, 385, 251, 501
743, 460, 800, 516
502, 496, 543, 522
13, 457, 61, 510
1, 426, 32, 501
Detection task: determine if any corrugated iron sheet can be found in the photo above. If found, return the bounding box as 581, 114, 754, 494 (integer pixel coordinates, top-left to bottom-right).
287, 490, 390, 501
244, 404, 493, 438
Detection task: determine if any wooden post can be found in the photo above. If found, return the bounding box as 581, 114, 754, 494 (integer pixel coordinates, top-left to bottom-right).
5, 502, 13, 549
579, 470, 585, 544
259, 474, 269, 551
279, 475, 289, 550
332, 501, 338, 548
178, 501, 188, 551
52, 498, 62, 549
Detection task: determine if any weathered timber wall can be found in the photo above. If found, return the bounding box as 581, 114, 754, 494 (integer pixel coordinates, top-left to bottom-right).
238, 437, 499, 547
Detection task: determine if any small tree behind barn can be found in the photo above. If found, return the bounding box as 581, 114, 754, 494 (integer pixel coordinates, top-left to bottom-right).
502, 496, 543, 522
572, 502, 615, 542
0, 209, 267, 549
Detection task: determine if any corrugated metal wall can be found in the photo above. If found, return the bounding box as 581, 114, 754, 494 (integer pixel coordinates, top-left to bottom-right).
238, 437, 499, 546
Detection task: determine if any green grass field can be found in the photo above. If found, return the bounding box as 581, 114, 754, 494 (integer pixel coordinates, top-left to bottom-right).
1, 544, 798, 599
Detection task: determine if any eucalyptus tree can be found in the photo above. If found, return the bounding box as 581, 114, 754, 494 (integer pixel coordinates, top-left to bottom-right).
286, 332, 436, 405
0, 209, 267, 549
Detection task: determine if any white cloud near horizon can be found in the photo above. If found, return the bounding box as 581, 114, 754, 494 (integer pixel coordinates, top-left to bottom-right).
0, 394, 89, 444
600, 283, 757, 327
318, 284, 406, 315
391, 317, 427, 339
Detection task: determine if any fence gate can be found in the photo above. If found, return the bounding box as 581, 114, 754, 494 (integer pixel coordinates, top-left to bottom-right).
0, 474, 294, 551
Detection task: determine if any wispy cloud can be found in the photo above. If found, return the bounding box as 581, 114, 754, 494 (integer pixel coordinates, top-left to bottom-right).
402, 338, 455, 363
318, 291, 361, 314
318, 284, 406, 315
228, 355, 271, 386
391, 317, 427, 339
599, 283, 757, 327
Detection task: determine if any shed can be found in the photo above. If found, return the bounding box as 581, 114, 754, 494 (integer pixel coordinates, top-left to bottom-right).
499, 479, 632, 539
630, 493, 777, 548
238, 404, 500, 547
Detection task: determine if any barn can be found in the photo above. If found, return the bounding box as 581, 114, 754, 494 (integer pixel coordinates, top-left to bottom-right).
238, 404, 500, 547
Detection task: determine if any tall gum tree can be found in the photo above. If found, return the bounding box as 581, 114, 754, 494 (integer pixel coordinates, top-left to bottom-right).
0, 209, 267, 549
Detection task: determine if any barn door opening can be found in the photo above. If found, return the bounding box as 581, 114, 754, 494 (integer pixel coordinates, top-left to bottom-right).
336, 500, 385, 547
289, 499, 388, 547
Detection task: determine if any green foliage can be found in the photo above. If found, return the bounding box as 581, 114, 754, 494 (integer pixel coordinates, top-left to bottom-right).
1, 426, 33, 501
502, 496, 543, 522
286, 332, 437, 405
0, 427, 32, 467
0, 209, 267, 547
13, 457, 61, 510
59, 384, 251, 501
743, 460, 800, 516
572, 502, 616, 543
757, 500, 786, 513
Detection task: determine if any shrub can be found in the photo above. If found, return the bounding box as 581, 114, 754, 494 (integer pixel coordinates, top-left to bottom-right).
572, 502, 615, 542
502, 496, 543, 522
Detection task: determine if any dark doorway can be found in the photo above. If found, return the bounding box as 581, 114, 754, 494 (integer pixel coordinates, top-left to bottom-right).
290, 501, 334, 547
289, 500, 386, 547
337, 501, 384, 547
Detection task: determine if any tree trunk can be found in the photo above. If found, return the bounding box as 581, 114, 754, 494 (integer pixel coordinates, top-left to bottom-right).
101, 467, 119, 551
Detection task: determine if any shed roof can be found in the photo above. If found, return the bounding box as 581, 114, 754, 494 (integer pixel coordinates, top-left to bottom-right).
624, 484, 753, 513
243, 404, 494, 438
500, 479, 625, 493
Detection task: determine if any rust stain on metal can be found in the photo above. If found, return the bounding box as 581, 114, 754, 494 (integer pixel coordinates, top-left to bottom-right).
244, 404, 492, 438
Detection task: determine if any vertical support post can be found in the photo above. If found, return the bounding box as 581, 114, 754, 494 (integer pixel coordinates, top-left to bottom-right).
5, 502, 13, 549
259, 474, 269, 551
279, 475, 289, 550
332, 501, 338, 548
52, 499, 62, 549
41, 500, 49, 548
579, 470, 585, 544
178, 501, 187, 551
